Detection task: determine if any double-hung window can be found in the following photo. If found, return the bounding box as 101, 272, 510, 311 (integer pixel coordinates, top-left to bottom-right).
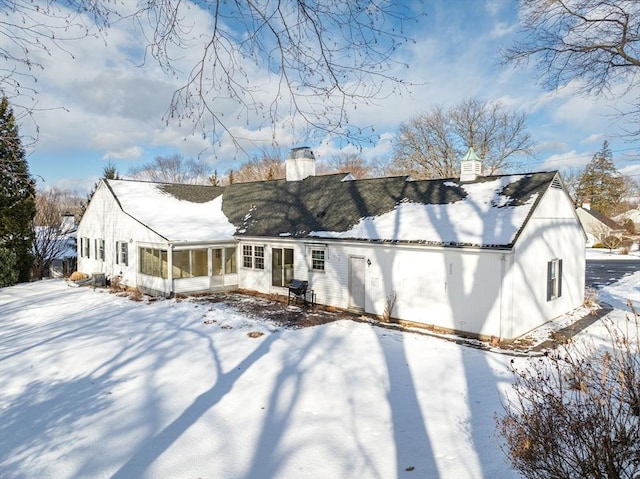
546, 259, 563, 301
310, 248, 326, 272
81, 237, 90, 258
116, 241, 129, 266
96, 239, 105, 261
243, 245, 253, 268
242, 245, 265, 269
254, 246, 265, 270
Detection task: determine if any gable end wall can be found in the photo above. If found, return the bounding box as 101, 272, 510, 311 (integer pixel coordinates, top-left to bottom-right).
508, 184, 586, 338
76, 182, 167, 287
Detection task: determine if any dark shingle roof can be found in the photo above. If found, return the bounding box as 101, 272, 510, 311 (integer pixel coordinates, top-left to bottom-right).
219, 171, 557, 247
108, 171, 559, 248
219, 174, 469, 237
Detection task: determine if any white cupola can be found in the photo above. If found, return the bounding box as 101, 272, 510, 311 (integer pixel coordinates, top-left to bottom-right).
460, 147, 483, 182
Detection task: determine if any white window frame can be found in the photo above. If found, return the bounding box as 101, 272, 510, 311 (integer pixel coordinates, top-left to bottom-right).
309, 248, 326, 272
546, 258, 563, 301
81, 237, 90, 258
254, 246, 265, 270
116, 241, 129, 267
242, 245, 265, 270
96, 239, 105, 261
242, 245, 253, 268
140, 247, 169, 278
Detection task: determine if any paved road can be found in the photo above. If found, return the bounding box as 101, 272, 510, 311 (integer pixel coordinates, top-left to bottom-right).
585, 259, 640, 289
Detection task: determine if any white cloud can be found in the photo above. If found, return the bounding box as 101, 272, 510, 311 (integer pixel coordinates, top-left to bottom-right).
11, 0, 639, 190
45, 176, 97, 197
490, 21, 517, 38
582, 133, 606, 145
485, 0, 509, 16
539, 150, 594, 171
102, 146, 144, 161
619, 163, 640, 178
533, 140, 571, 156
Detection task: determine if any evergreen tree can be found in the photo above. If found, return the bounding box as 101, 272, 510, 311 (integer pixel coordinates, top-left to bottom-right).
102, 160, 120, 181
0, 247, 18, 287
576, 141, 626, 217
0, 96, 36, 284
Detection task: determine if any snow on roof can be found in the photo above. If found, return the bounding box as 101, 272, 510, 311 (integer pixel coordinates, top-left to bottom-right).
34, 226, 77, 258
614, 208, 640, 226
310, 176, 539, 246
108, 180, 236, 242
104, 172, 554, 248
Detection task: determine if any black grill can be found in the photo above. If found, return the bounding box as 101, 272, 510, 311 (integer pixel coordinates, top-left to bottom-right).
287, 279, 309, 306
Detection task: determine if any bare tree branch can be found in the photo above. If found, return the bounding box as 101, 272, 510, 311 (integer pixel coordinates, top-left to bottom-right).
393, 99, 534, 179
32, 187, 80, 278
1, 1, 422, 149
502, 0, 640, 139
318, 152, 373, 178
128, 153, 213, 183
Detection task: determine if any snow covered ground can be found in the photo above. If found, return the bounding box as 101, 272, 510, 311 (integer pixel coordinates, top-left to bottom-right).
1, 267, 638, 479
586, 246, 640, 260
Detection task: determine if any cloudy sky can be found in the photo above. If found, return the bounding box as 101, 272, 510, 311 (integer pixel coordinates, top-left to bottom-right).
8, 0, 640, 194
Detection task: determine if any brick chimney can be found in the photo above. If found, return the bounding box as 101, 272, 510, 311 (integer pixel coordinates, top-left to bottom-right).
460, 147, 482, 182
286, 146, 316, 181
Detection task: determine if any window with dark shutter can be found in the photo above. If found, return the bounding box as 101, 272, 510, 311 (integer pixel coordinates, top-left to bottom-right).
121, 243, 128, 266
557, 259, 563, 298
546, 259, 562, 301
81, 237, 89, 258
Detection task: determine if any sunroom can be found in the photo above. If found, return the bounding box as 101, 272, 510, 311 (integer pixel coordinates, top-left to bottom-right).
137, 241, 238, 296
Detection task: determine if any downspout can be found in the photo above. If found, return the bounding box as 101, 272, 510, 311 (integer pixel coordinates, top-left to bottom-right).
499, 253, 506, 341
168, 243, 174, 297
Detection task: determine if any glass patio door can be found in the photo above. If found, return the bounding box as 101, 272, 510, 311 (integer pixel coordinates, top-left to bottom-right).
272, 248, 293, 286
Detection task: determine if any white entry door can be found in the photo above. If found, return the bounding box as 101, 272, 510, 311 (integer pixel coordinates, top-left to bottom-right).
349, 256, 366, 311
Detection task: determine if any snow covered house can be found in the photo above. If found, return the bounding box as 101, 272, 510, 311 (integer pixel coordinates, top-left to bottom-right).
34, 213, 77, 278
77, 147, 585, 341
576, 204, 625, 246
